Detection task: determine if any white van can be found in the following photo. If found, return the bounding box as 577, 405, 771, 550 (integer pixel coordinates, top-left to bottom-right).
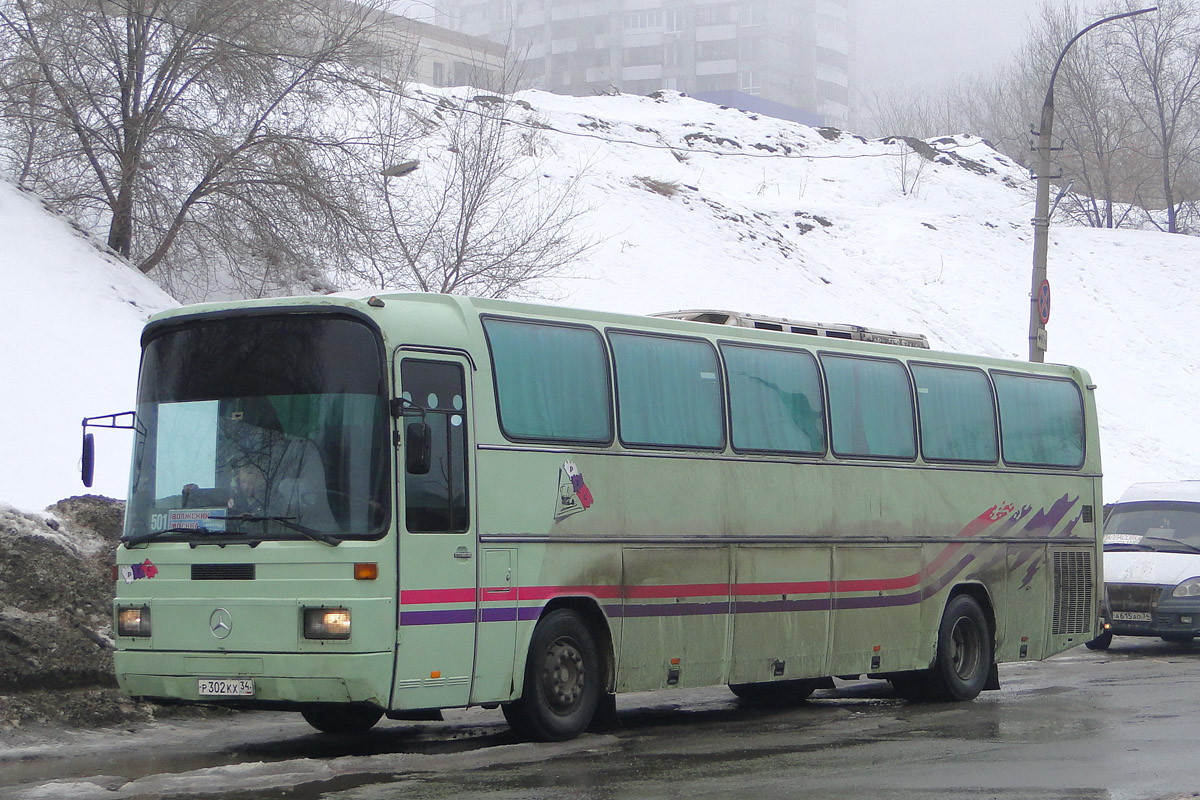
1088, 481, 1200, 650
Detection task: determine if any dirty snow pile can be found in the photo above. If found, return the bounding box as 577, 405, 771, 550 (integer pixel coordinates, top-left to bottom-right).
0, 497, 149, 731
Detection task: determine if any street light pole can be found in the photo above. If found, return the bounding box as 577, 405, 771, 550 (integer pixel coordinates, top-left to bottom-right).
1028, 6, 1156, 362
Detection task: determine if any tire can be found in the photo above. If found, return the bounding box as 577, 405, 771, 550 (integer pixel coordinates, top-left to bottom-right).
504, 609, 602, 741
927, 594, 992, 702
300, 704, 383, 734
729, 679, 819, 705
1085, 631, 1113, 650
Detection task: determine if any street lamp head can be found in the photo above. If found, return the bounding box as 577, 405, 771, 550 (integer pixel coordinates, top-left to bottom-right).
381, 160, 420, 178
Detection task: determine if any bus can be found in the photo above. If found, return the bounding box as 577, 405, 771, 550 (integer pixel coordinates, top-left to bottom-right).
93, 292, 1103, 741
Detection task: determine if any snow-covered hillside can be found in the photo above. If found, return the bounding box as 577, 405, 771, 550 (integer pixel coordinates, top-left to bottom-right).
2, 86, 1196, 511
0, 182, 177, 509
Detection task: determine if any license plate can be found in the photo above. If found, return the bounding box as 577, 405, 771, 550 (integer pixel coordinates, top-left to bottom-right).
1112, 611, 1152, 622
198, 678, 255, 697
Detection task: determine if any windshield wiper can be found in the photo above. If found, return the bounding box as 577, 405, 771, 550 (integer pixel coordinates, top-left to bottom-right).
123, 527, 224, 547
223, 514, 343, 546
1138, 535, 1200, 555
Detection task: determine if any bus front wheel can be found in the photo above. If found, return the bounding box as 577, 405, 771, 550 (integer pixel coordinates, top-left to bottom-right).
503, 609, 601, 741
300, 704, 383, 734
927, 594, 992, 702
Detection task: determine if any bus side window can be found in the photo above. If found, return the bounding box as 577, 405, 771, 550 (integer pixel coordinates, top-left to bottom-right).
401, 359, 469, 533
821, 354, 915, 459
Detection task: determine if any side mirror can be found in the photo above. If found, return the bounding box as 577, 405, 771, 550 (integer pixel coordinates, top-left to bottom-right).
81, 432, 95, 488
405, 422, 432, 475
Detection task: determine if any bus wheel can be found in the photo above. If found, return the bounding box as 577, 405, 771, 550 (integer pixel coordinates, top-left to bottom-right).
505, 609, 601, 741
729, 679, 818, 705
928, 594, 992, 702
300, 704, 383, 734
1085, 631, 1113, 650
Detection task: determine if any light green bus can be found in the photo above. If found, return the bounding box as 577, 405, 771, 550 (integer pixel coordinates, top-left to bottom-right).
100, 292, 1102, 740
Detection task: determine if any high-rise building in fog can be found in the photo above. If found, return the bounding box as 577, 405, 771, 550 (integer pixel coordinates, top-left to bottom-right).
432, 1, 853, 129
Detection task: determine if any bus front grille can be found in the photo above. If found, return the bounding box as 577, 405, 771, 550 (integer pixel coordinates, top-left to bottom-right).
191, 564, 256, 581
1051, 550, 1094, 635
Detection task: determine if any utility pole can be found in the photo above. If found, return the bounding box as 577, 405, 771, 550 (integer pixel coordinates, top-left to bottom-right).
1029, 6, 1156, 362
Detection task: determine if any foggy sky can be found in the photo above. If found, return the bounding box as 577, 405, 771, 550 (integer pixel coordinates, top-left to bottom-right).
853, 0, 1048, 93
390, 0, 1114, 95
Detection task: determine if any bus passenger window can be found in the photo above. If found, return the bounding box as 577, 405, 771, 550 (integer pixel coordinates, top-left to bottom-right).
401, 360, 469, 532
911, 364, 997, 463
722, 343, 825, 454
992, 372, 1085, 468
822, 354, 915, 459
609, 332, 724, 449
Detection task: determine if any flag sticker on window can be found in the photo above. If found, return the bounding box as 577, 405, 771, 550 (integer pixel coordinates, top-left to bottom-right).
554, 460, 594, 523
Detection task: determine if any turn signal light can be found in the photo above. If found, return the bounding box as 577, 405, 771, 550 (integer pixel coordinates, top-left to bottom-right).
303, 607, 351, 640
354, 563, 378, 581
117, 605, 152, 637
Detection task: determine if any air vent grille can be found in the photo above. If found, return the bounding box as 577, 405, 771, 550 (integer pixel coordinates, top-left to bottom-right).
191, 563, 256, 581
1052, 550, 1094, 635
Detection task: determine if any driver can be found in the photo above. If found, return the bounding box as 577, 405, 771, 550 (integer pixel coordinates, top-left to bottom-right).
228, 464, 267, 515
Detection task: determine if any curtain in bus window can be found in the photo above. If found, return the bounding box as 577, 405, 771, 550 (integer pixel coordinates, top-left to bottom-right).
822, 355, 915, 458
992, 372, 1084, 468
483, 319, 611, 442
722, 344, 824, 453
910, 364, 998, 462
610, 333, 724, 448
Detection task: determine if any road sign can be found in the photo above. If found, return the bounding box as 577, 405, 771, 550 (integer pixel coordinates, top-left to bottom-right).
1037, 279, 1051, 325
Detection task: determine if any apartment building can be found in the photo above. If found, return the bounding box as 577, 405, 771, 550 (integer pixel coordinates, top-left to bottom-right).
431, 0, 853, 128
355, 8, 509, 90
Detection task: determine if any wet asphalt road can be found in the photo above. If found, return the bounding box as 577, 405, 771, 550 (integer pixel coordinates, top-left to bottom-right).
4, 638, 1200, 800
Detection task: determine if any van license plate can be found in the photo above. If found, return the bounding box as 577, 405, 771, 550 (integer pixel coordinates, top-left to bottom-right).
198, 678, 254, 697
1111, 611, 1151, 622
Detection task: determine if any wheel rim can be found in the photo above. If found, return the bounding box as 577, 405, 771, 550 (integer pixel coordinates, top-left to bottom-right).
540, 635, 586, 714
950, 615, 982, 680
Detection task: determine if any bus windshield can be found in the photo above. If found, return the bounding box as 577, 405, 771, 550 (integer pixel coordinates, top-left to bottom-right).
124, 313, 389, 542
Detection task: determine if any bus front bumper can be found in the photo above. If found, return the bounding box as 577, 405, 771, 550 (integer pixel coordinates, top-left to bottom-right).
114, 650, 394, 709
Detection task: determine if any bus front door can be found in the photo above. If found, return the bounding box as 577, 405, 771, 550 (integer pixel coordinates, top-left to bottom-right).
392, 354, 477, 711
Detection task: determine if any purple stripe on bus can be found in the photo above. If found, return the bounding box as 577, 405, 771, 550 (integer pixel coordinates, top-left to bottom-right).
400, 608, 477, 626
732, 598, 832, 614
480, 607, 518, 623
832, 591, 922, 610
620, 601, 731, 618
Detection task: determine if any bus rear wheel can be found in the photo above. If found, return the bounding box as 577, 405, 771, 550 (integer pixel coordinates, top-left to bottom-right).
503, 609, 601, 741
729, 679, 819, 705
300, 704, 383, 734
926, 594, 992, 702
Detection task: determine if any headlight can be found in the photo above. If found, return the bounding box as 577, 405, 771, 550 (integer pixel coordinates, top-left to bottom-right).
117, 605, 152, 637
1173, 578, 1200, 598
303, 607, 351, 640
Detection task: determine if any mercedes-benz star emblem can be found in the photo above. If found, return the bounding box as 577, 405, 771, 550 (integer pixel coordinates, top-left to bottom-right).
209, 608, 233, 639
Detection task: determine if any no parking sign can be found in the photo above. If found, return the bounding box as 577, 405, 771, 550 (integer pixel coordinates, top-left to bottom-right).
1037, 279, 1051, 325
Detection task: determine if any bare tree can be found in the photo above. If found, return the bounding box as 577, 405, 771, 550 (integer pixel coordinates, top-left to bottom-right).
349, 83, 595, 299
0, 0, 403, 299
1106, 0, 1200, 233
